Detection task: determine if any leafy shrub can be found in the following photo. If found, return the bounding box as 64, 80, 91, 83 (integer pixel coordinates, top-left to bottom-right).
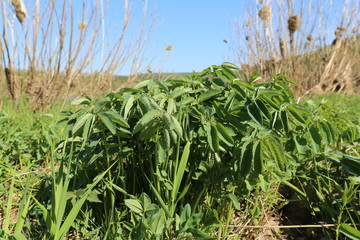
50, 63, 360, 238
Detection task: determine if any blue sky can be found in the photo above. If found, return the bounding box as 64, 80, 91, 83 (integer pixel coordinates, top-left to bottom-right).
143, 0, 243, 73
104, 0, 245, 74
2, 0, 356, 75
115, 0, 350, 74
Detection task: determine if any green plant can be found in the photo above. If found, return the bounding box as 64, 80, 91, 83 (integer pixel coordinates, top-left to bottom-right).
60, 62, 358, 238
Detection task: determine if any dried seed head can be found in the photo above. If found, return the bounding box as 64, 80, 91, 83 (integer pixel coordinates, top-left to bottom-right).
352, 27, 358, 33
259, 5, 271, 22
78, 22, 87, 31
246, 20, 250, 28
335, 30, 342, 39
307, 35, 314, 42
288, 15, 301, 34
245, 36, 250, 41
337, 26, 346, 32
260, 0, 264, 4
165, 45, 173, 51
223, 39, 228, 44
11, 0, 27, 23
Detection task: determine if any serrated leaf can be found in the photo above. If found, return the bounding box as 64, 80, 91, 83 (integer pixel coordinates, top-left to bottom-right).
222, 62, 240, 70
124, 95, 135, 119
232, 84, 246, 99
133, 109, 162, 134
106, 110, 130, 128
309, 126, 321, 153
198, 89, 222, 102
170, 87, 192, 99
265, 137, 286, 171
247, 103, 263, 125
287, 105, 306, 124
207, 124, 219, 152
97, 112, 116, 135
280, 110, 289, 133
253, 140, 263, 175
167, 98, 177, 114
216, 122, 234, 146
233, 79, 255, 91
255, 99, 271, 120
170, 115, 183, 138
72, 113, 93, 136
261, 96, 280, 110
240, 141, 253, 176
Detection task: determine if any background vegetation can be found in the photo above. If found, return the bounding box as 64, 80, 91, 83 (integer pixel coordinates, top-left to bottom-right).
0, 0, 360, 239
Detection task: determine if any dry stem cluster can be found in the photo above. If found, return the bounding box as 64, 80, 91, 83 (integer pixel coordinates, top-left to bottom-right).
0, 0, 154, 107
233, 0, 360, 95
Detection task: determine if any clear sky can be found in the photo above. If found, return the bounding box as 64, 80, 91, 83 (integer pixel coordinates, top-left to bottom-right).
142, 0, 243, 73
2, 0, 356, 75
111, 0, 350, 74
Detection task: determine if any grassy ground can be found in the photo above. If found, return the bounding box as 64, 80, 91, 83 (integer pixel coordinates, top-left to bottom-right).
1, 69, 359, 239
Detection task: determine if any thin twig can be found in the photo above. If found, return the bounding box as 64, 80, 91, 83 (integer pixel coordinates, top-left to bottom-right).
227, 223, 360, 229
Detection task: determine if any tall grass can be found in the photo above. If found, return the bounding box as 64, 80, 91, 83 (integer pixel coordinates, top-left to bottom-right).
0, 0, 154, 108
232, 0, 360, 95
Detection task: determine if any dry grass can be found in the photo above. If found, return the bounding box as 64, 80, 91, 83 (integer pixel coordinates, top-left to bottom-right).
232, 0, 360, 96
0, 0, 154, 108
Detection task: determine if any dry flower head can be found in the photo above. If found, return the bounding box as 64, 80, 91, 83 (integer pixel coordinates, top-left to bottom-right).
259, 5, 271, 22
288, 15, 301, 33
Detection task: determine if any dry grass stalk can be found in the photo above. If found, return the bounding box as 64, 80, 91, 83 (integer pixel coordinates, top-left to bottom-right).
232, 0, 360, 95
11, 0, 26, 23
279, 38, 287, 59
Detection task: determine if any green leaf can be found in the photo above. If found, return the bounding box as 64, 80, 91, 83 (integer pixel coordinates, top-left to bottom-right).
233, 79, 255, 91
170, 87, 192, 99
148, 209, 165, 235
261, 96, 280, 110
133, 109, 162, 134
216, 122, 234, 146
255, 99, 271, 121
221, 62, 240, 70
339, 224, 360, 240
9, 233, 28, 240
97, 112, 116, 134
124, 95, 135, 119
309, 126, 321, 153
247, 103, 263, 125
71, 98, 91, 105
253, 140, 263, 175
170, 115, 183, 139
240, 141, 253, 177
106, 110, 130, 128
232, 84, 246, 99
207, 124, 219, 152
287, 104, 310, 124
172, 142, 191, 204
279, 110, 289, 133
264, 137, 286, 171
124, 199, 144, 215
57, 165, 113, 238
72, 113, 93, 135
227, 193, 240, 210
198, 90, 222, 102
